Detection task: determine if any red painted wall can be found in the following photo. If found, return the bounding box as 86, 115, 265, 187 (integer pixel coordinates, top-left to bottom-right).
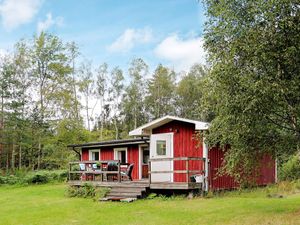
81, 149, 89, 161
127, 145, 140, 180
153, 121, 204, 182
208, 147, 275, 190
208, 147, 237, 190
100, 147, 114, 160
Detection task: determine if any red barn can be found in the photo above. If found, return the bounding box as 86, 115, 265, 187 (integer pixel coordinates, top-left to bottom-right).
68, 116, 276, 192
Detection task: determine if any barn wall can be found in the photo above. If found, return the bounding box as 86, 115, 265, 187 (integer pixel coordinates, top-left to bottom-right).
208, 147, 275, 190
153, 121, 203, 182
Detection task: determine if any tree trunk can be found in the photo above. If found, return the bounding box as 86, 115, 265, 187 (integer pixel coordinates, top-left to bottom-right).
0, 94, 4, 169
6, 146, 9, 173
11, 142, 15, 172
99, 99, 103, 140
37, 136, 41, 170
86, 95, 90, 131
72, 60, 79, 120
114, 117, 118, 139
18, 145, 22, 169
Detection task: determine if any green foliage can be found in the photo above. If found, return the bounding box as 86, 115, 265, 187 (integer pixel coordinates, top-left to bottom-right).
146, 192, 157, 199
122, 58, 148, 132
203, 0, 300, 182
0, 170, 67, 185
279, 155, 300, 181
145, 64, 176, 119
176, 64, 210, 120
67, 183, 109, 199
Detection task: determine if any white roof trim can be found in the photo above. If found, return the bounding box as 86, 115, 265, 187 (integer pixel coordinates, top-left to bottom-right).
129, 115, 210, 136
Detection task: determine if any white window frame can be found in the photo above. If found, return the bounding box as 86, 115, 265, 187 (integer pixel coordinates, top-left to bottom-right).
89, 149, 100, 161
114, 147, 127, 163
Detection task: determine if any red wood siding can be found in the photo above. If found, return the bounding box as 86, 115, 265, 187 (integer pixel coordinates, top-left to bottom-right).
208, 147, 237, 190
127, 145, 140, 180
209, 147, 275, 190
100, 147, 114, 160
257, 154, 276, 185
81, 149, 89, 161
153, 121, 203, 182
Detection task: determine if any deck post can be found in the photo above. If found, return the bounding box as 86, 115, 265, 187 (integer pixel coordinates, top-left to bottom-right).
118, 160, 121, 183
68, 163, 71, 181
148, 161, 151, 184
186, 159, 189, 183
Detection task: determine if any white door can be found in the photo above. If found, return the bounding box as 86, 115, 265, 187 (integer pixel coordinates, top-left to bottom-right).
150, 133, 173, 182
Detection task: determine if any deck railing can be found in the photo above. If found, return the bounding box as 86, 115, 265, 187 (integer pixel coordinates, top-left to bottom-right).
148, 157, 205, 184
69, 157, 205, 186
68, 160, 123, 182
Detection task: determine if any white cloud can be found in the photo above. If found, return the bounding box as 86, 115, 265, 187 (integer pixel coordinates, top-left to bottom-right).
154, 34, 206, 72
0, 0, 42, 30
107, 28, 153, 53
37, 13, 63, 33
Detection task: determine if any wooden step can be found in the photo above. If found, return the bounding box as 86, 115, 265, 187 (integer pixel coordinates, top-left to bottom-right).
100, 197, 137, 202
109, 188, 146, 193
102, 185, 148, 201
106, 192, 142, 198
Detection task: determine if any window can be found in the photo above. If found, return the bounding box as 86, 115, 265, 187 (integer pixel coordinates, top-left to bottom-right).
142, 147, 149, 164
156, 140, 166, 156
114, 148, 127, 164
90, 150, 100, 161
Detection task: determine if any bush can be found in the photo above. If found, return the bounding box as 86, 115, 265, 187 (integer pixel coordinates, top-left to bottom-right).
26, 173, 49, 184
279, 155, 300, 181
67, 184, 109, 200
0, 170, 68, 186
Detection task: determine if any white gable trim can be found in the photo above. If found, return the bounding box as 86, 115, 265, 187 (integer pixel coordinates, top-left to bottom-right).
129, 115, 210, 136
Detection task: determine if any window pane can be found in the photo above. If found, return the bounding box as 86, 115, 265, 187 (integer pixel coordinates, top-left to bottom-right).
143, 148, 149, 164
93, 152, 99, 161
121, 151, 126, 163
156, 140, 166, 155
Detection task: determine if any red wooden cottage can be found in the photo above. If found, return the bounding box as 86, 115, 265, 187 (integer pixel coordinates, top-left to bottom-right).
68, 116, 276, 192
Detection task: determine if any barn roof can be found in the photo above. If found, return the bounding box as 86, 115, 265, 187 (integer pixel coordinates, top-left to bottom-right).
129, 115, 210, 136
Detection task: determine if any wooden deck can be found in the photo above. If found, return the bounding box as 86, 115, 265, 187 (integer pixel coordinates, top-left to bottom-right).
68, 159, 204, 191
68, 180, 201, 190
68, 180, 149, 188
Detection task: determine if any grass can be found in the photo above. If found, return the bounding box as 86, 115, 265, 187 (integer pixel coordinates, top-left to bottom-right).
0, 184, 300, 225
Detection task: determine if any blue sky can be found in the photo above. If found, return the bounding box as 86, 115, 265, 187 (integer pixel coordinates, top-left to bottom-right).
0, 0, 207, 73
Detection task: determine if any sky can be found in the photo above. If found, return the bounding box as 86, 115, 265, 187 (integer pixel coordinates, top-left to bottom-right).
0, 0, 207, 74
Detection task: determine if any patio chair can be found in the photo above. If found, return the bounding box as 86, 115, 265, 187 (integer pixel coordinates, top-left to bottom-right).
121, 163, 134, 181
107, 161, 118, 181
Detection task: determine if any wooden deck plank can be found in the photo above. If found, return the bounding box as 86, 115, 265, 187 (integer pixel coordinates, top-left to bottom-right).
68, 180, 201, 190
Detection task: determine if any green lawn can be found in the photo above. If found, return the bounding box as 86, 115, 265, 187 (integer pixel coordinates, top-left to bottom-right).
0, 184, 300, 225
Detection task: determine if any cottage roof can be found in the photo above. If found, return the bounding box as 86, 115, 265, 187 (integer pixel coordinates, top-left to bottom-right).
67, 137, 149, 148
129, 115, 210, 136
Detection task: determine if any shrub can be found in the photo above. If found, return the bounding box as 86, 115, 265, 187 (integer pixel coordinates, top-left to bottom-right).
26, 173, 49, 184
67, 184, 109, 200
279, 155, 300, 181
0, 170, 68, 186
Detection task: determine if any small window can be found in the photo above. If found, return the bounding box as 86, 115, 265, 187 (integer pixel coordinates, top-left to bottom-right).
92, 151, 99, 161
115, 149, 127, 164
142, 147, 149, 164
118, 151, 126, 164
156, 140, 166, 156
